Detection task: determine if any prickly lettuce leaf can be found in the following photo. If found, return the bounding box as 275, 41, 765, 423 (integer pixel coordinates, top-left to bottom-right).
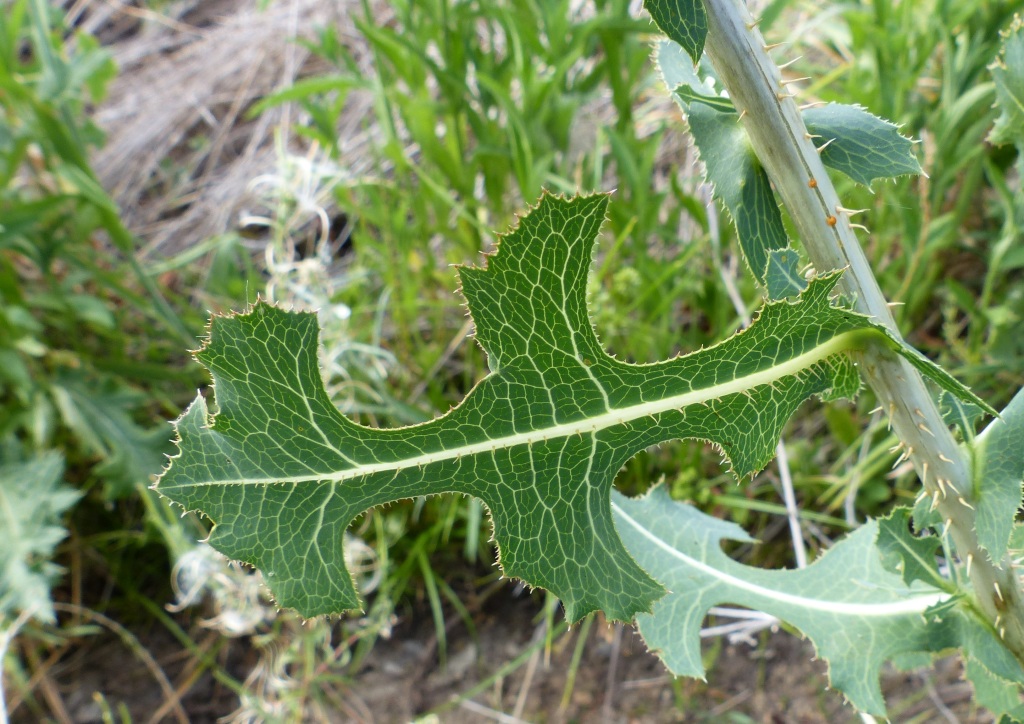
972, 388, 1024, 561
157, 193, 987, 621
51, 371, 171, 499
657, 41, 788, 289
613, 485, 957, 716
803, 104, 921, 186
940, 389, 985, 438
765, 248, 808, 299
876, 508, 947, 588
965, 657, 1024, 722
848, 505, 1024, 712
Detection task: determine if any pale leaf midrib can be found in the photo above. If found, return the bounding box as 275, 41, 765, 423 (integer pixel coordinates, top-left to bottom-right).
612, 502, 947, 617
194, 331, 865, 487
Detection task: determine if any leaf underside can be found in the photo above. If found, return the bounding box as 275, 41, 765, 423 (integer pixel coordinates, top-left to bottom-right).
612, 486, 1002, 716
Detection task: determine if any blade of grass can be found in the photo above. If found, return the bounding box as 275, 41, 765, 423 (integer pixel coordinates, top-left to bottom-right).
557, 613, 595, 714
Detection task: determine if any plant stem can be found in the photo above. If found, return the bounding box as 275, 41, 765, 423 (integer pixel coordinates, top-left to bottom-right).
699, 0, 1024, 661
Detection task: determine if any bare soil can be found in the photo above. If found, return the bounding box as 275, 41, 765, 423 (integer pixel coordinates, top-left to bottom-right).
342, 586, 987, 723
16, 582, 988, 723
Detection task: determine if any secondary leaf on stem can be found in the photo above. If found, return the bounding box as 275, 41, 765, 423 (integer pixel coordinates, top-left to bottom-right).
875, 507, 947, 588
965, 657, 1024, 721
613, 485, 951, 716
802, 104, 921, 187
765, 248, 808, 300
657, 41, 788, 288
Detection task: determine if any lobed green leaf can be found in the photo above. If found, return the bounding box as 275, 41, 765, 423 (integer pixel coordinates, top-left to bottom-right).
612, 485, 954, 716
0, 452, 79, 623
965, 657, 1024, 722
157, 193, 970, 622
939, 389, 985, 439
50, 371, 171, 499
657, 41, 788, 288
765, 248, 808, 300
876, 507, 947, 589
803, 104, 921, 187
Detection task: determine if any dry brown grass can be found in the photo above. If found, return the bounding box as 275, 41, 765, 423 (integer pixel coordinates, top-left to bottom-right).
83, 0, 385, 256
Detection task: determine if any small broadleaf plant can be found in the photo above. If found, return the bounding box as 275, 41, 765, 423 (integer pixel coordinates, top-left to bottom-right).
158, 2, 1024, 717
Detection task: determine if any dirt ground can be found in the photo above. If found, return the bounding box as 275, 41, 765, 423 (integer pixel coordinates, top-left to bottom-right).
353, 589, 851, 723
304, 588, 988, 723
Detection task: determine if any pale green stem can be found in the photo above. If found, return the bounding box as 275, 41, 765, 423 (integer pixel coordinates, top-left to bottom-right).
700, 0, 1024, 661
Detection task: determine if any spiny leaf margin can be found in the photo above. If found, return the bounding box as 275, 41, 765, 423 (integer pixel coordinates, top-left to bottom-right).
803, 103, 921, 187
613, 485, 955, 716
